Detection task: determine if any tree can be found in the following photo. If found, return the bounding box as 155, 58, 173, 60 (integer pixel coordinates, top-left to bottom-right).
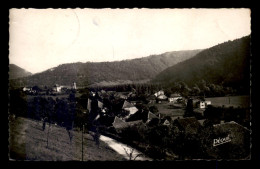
164, 88, 172, 97
42, 117, 48, 131
93, 128, 101, 148
176, 81, 191, 97
39, 97, 49, 119
68, 93, 76, 102
9, 89, 27, 117
149, 106, 158, 115
184, 98, 194, 117
192, 84, 201, 96
198, 80, 210, 97
32, 85, 41, 93
46, 120, 51, 148
46, 97, 55, 121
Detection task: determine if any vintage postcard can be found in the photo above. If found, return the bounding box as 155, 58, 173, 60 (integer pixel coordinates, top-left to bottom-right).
8, 8, 251, 161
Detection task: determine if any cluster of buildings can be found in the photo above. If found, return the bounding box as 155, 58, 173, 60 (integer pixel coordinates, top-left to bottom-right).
22, 86, 37, 94
84, 89, 249, 159
52, 82, 77, 92
85, 90, 177, 130
153, 90, 212, 109
85, 89, 217, 135
153, 90, 182, 104
22, 82, 77, 95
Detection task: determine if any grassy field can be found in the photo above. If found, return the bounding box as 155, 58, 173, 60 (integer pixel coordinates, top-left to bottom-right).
9, 117, 126, 161
205, 95, 250, 108
148, 95, 250, 119
149, 102, 185, 118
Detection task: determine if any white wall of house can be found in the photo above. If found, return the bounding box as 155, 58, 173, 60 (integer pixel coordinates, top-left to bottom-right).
158, 94, 167, 100
168, 97, 182, 103
205, 100, 211, 105
124, 107, 138, 115
154, 90, 164, 97
72, 82, 77, 89
200, 101, 206, 109
57, 86, 62, 92
23, 87, 31, 91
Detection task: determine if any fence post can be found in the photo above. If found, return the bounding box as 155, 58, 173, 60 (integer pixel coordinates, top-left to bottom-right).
47, 122, 50, 148
82, 124, 84, 161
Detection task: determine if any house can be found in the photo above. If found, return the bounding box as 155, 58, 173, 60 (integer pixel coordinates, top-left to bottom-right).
52, 84, 62, 92
163, 119, 171, 126
146, 111, 159, 123
205, 100, 211, 106
198, 119, 207, 126
197, 100, 212, 109
160, 115, 172, 126
90, 91, 96, 97
126, 109, 149, 122
154, 90, 167, 102
192, 99, 205, 109
114, 92, 128, 100
97, 100, 104, 109
168, 93, 182, 103
112, 116, 129, 133
157, 94, 167, 100
173, 117, 202, 135
156, 94, 168, 103
154, 90, 164, 97
23, 87, 37, 94
192, 98, 212, 109
199, 101, 206, 109
112, 116, 143, 133
23, 87, 32, 92
121, 100, 139, 119
146, 111, 160, 126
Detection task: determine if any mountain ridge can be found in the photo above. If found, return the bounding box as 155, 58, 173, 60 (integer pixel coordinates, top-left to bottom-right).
152, 35, 251, 94
9, 49, 202, 88
9, 64, 33, 80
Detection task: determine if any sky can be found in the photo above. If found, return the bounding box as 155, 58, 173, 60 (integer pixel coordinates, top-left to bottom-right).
9, 8, 251, 74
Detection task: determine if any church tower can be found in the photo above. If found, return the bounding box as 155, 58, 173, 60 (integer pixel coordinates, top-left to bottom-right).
72, 82, 77, 90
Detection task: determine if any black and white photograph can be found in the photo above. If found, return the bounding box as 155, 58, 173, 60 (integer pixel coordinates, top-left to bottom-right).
8, 8, 251, 161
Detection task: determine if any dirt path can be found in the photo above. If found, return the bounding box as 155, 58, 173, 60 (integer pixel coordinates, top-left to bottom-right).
100, 135, 152, 161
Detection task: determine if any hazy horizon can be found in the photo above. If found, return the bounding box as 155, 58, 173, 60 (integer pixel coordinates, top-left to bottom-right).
9, 8, 251, 74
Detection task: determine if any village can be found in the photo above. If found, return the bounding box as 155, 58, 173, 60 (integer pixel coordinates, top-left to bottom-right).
16, 82, 250, 160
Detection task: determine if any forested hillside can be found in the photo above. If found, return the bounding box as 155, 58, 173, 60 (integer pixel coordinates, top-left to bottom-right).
9, 64, 32, 80
153, 36, 250, 95
9, 50, 202, 88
